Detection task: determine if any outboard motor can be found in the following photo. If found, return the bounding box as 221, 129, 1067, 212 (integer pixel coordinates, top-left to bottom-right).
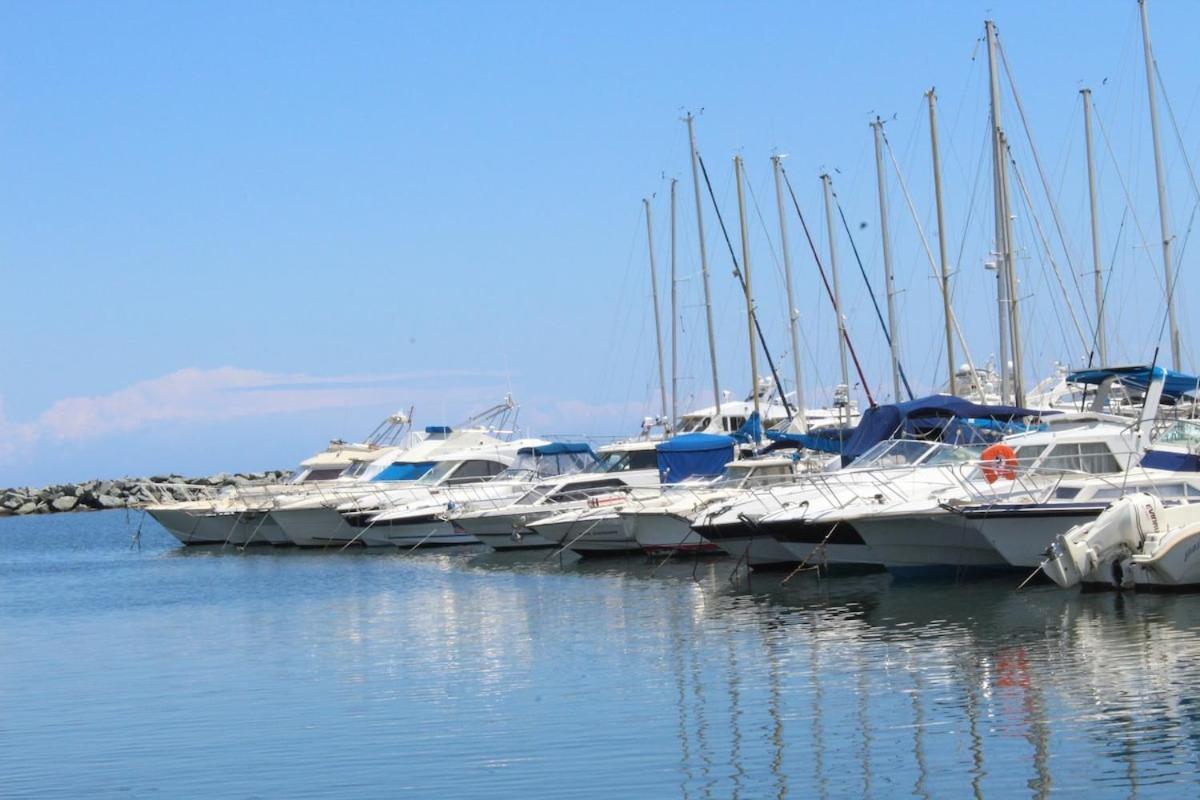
1041, 493, 1165, 588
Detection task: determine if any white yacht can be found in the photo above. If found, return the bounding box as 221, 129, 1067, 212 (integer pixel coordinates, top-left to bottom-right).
691, 396, 1044, 569
529, 432, 740, 556
848, 367, 1195, 571
449, 442, 661, 550
148, 410, 419, 546
619, 455, 801, 555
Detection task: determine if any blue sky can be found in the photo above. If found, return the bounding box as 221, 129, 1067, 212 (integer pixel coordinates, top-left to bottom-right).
1, 1, 1196, 486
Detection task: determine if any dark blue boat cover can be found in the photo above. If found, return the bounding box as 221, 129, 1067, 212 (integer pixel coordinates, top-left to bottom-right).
840, 395, 1044, 466
655, 433, 737, 484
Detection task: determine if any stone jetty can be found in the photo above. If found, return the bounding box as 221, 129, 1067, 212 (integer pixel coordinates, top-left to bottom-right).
0, 471, 289, 516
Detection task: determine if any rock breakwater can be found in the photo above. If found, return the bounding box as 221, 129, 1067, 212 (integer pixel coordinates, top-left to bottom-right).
0, 471, 288, 516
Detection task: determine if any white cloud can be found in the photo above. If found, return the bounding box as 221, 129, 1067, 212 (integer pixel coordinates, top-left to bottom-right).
0, 367, 513, 459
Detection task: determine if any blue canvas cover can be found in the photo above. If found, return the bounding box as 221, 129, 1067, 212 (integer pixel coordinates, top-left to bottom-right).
372, 461, 437, 481
1067, 365, 1200, 400
730, 412, 763, 444
840, 395, 1044, 466
655, 433, 737, 484
517, 442, 595, 457
424, 425, 453, 436
1140, 449, 1200, 472
765, 427, 852, 454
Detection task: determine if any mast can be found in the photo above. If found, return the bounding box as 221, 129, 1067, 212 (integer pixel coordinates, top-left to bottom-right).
999, 130, 1025, 407
685, 113, 723, 413
772, 155, 808, 432
822, 173, 853, 426
733, 156, 761, 439
670, 178, 679, 429
1081, 88, 1107, 366
927, 89, 957, 396
871, 118, 903, 401
1138, 0, 1182, 369
986, 19, 1024, 406
643, 197, 670, 429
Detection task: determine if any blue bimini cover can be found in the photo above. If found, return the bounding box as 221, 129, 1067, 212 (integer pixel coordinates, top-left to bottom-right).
372, 461, 437, 481
1068, 365, 1200, 401
765, 427, 853, 454
656, 433, 737, 484
517, 442, 595, 457
840, 395, 1044, 467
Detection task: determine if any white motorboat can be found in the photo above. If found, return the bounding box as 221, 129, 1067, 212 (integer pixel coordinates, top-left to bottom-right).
620, 456, 800, 555
853, 366, 1196, 570
1042, 493, 1200, 591
148, 409, 419, 545
692, 396, 1045, 570
450, 441, 662, 550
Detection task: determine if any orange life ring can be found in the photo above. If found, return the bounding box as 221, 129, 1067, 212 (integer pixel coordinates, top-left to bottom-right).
981, 443, 1018, 484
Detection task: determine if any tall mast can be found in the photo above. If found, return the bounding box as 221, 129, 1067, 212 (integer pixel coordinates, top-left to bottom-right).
927, 89, 957, 396
986, 19, 1023, 405
1138, 0, 1182, 369
669, 178, 679, 429
999, 129, 1025, 406
1081, 88, 1107, 366
733, 156, 761, 439
871, 118, 903, 402
643, 197, 670, 429
772, 155, 807, 432
685, 113, 723, 413
822, 173, 853, 426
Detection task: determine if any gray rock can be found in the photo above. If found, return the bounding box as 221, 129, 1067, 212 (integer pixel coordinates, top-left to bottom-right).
51, 496, 78, 512
97, 494, 125, 509
16, 502, 37, 515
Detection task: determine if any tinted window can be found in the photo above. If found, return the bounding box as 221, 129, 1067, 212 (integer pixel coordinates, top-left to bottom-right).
446, 460, 506, 484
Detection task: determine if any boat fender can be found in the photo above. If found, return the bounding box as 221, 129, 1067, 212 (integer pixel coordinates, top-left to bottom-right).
981, 444, 1018, 484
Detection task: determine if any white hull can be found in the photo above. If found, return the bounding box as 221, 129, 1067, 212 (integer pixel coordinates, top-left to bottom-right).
969, 506, 1105, 568
852, 514, 1009, 569
357, 520, 479, 548
150, 508, 267, 546
531, 515, 640, 555
628, 513, 721, 554
272, 507, 361, 548
453, 511, 555, 550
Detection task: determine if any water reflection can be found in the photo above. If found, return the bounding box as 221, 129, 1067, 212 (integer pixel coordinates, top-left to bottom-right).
3, 513, 1200, 797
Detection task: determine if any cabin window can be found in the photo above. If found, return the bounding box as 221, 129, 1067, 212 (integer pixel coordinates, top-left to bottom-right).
303, 468, 344, 482
723, 416, 747, 433
548, 479, 626, 503
1038, 443, 1121, 475
446, 460, 505, 484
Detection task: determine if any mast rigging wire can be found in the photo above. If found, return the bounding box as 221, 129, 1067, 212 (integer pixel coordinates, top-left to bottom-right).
779, 165, 878, 408
695, 152, 794, 419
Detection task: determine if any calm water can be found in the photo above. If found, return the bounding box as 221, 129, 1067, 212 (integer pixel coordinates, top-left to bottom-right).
2, 512, 1200, 798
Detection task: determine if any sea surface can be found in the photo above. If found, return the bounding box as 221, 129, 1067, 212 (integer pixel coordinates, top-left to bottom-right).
2, 511, 1199, 798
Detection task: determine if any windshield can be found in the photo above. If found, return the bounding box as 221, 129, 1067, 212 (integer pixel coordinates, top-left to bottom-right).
417, 460, 460, 485
855, 439, 937, 468
589, 449, 659, 473
497, 450, 596, 481
923, 444, 984, 466
1158, 420, 1200, 448
675, 416, 711, 434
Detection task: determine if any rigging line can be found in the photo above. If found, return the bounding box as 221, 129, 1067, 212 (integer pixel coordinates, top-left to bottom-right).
1089, 207, 1128, 368
996, 35, 1090, 313
879, 128, 985, 399
1153, 58, 1200, 206
1092, 100, 1172, 298
832, 195, 916, 401
696, 151, 794, 418
1003, 142, 1092, 353
1011, 169, 1075, 363
743, 165, 797, 368
1156, 198, 1197, 363
779, 165, 878, 408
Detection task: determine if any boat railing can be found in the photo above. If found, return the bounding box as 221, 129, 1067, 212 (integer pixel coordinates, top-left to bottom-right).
131, 481, 226, 506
